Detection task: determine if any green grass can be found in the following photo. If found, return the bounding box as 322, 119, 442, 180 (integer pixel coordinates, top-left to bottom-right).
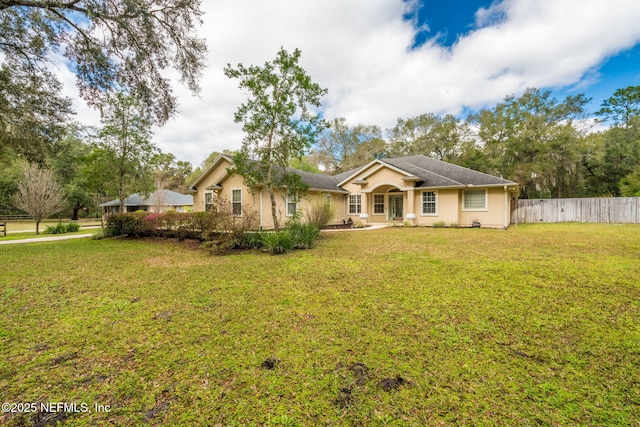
1, 224, 638, 426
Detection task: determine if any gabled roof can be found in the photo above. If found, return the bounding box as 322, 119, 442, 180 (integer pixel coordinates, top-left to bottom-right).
381, 156, 515, 188
189, 154, 515, 194
99, 190, 193, 207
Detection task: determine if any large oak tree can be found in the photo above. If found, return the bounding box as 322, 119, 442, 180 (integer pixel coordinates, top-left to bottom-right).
0, 0, 207, 124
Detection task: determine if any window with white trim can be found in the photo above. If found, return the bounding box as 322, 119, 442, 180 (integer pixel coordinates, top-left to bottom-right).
286, 193, 299, 216
349, 194, 361, 214
463, 189, 487, 210
231, 189, 242, 215
204, 192, 213, 212
422, 191, 437, 215
373, 194, 385, 214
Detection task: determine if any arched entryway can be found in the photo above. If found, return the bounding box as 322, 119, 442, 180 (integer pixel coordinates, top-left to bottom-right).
368, 184, 404, 222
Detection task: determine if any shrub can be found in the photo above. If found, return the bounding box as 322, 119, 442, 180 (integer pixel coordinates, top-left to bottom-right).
433, 221, 446, 228
65, 222, 80, 232
285, 217, 320, 249
449, 222, 460, 228
305, 199, 334, 227
255, 217, 321, 254
43, 223, 66, 234
200, 198, 259, 253
259, 230, 294, 254
43, 222, 81, 234
104, 213, 153, 238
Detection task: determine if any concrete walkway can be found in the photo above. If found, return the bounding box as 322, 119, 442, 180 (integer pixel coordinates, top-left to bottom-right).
0, 234, 94, 245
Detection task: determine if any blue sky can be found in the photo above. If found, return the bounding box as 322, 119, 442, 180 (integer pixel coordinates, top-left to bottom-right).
408, 0, 493, 48
60, 0, 640, 165
406, 0, 640, 113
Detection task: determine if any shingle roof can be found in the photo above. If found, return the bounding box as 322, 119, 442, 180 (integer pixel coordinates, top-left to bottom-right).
99, 190, 193, 207
191, 154, 515, 193
381, 156, 515, 188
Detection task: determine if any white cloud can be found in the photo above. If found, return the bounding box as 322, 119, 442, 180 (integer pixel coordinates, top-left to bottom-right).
61, 0, 640, 166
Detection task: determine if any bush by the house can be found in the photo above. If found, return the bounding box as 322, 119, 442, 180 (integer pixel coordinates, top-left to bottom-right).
256, 217, 320, 254
305, 199, 335, 228
103, 201, 321, 255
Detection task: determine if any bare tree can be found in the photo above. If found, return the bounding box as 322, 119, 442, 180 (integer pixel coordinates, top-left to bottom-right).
13, 163, 66, 234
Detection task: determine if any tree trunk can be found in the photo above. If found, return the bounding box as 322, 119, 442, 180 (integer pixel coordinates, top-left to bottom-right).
35, 220, 40, 235
269, 190, 279, 231
72, 202, 83, 221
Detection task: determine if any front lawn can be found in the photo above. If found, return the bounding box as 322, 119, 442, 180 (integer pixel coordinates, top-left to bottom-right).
1, 224, 638, 426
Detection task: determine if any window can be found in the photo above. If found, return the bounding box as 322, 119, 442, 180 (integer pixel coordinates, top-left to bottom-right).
204, 192, 213, 212
287, 193, 299, 216
231, 189, 242, 215
349, 194, 361, 214
463, 189, 487, 210
373, 194, 385, 214
422, 191, 437, 215
323, 193, 331, 206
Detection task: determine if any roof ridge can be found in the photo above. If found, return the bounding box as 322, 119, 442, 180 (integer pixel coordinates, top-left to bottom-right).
397, 161, 464, 186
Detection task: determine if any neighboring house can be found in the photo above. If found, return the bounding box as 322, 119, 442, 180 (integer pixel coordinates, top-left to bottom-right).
188, 154, 519, 229
100, 189, 194, 215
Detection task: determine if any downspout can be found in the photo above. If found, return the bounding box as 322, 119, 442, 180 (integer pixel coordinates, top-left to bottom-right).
259, 189, 263, 230
344, 195, 348, 223
504, 186, 508, 230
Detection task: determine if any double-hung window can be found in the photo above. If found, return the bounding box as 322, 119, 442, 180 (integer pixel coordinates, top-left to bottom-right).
373, 194, 385, 214
287, 193, 299, 216
463, 189, 487, 210
422, 191, 437, 215
349, 194, 361, 214
231, 189, 242, 216
204, 192, 213, 212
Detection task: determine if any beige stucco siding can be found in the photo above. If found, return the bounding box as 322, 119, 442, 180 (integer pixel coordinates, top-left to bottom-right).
192, 158, 234, 212
458, 187, 509, 228
416, 189, 459, 226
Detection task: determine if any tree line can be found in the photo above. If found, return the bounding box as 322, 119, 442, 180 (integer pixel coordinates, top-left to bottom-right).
308, 86, 640, 199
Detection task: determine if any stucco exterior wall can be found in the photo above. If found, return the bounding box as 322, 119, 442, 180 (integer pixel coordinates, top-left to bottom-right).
416, 189, 459, 226
458, 187, 510, 228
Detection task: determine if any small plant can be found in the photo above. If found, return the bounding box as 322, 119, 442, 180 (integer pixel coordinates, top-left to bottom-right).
449, 222, 460, 228
269, 415, 299, 427
403, 221, 412, 227
433, 221, 446, 228
43, 222, 81, 234
65, 222, 80, 232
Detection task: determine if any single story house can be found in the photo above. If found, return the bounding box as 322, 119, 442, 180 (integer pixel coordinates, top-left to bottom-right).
100, 189, 194, 215
188, 154, 519, 229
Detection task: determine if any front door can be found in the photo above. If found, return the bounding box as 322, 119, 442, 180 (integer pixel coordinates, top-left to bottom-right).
388, 194, 403, 221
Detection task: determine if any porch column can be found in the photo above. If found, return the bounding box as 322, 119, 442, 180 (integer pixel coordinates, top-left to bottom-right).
360, 192, 369, 224
406, 188, 416, 224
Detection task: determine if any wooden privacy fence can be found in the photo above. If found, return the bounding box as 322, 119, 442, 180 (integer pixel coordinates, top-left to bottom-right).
512, 197, 640, 224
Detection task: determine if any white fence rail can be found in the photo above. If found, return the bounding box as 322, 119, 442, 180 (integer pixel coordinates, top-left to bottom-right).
512, 197, 640, 224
